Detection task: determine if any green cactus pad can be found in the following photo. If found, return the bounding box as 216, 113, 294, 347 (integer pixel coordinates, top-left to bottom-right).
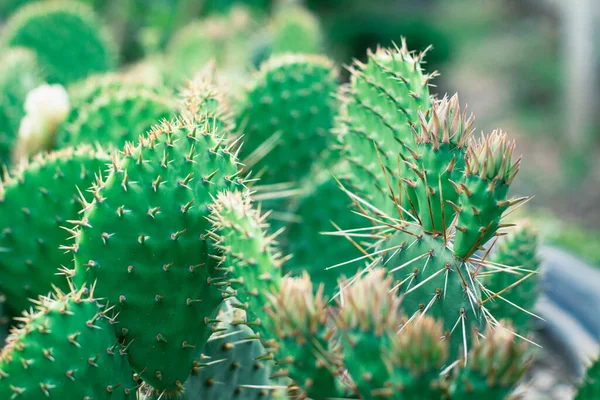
335, 268, 403, 399
336, 40, 433, 217
71, 117, 243, 394
282, 170, 369, 297
2, 2, 116, 85
265, 274, 342, 399
269, 3, 323, 55
0, 286, 135, 399
237, 54, 338, 186
576, 358, 600, 400
389, 315, 448, 399
487, 220, 540, 333
59, 88, 175, 148
0, 48, 45, 165
407, 95, 473, 234
165, 6, 258, 85
378, 223, 484, 359
173, 303, 281, 400
453, 130, 523, 259
0, 146, 109, 316
207, 190, 283, 346
450, 321, 530, 400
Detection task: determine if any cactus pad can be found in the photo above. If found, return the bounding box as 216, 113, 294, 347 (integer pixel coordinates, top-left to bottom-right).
0, 146, 109, 315
71, 117, 243, 394
2, 2, 116, 85
0, 286, 135, 399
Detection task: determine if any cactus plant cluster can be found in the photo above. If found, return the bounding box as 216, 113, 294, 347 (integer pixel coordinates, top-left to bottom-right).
0, 1, 585, 400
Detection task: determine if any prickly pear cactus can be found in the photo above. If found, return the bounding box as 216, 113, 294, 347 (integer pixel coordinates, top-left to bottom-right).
157, 302, 282, 400
337, 90, 527, 359
165, 5, 258, 85
264, 274, 342, 399
0, 146, 109, 316
269, 3, 323, 55
0, 286, 135, 399
336, 40, 434, 217
1, 2, 116, 85
575, 358, 600, 400
0, 48, 45, 164
450, 321, 531, 400
238, 54, 338, 187
281, 169, 369, 296
335, 268, 404, 398
58, 88, 175, 148
487, 220, 540, 333
70, 116, 243, 395
208, 190, 284, 345
179, 66, 235, 134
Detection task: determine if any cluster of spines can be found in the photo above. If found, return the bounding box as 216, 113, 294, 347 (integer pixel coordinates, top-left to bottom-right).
0, 284, 135, 399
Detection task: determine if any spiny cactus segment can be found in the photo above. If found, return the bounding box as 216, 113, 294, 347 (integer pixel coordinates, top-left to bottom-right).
0, 284, 135, 399
336, 39, 434, 218
450, 321, 531, 400
69, 116, 243, 394
1, 1, 116, 85
238, 54, 339, 188
0, 145, 109, 316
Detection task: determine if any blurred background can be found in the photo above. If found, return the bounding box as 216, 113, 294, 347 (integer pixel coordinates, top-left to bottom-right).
1, 0, 598, 261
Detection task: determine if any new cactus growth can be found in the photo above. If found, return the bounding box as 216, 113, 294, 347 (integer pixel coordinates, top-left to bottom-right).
1, 1, 116, 85
0, 146, 109, 316
0, 285, 135, 399
0, 48, 45, 165
264, 274, 341, 399
69, 116, 243, 395
335, 268, 404, 398
238, 54, 338, 187
450, 321, 531, 399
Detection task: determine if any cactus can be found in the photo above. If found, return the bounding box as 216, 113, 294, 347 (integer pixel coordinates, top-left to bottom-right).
449, 321, 531, 399
238, 54, 338, 187
0, 48, 46, 165
0, 146, 109, 316
165, 5, 258, 85
178, 66, 235, 135
486, 220, 541, 333
69, 116, 243, 395
1, 1, 116, 85
281, 169, 369, 296
269, 3, 323, 55
0, 285, 135, 399
336, 40, 434, 217
575, 358, 600, 400
58, 87, 175, 149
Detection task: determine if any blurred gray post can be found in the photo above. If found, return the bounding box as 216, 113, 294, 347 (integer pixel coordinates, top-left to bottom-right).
562, 0, 597, 153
